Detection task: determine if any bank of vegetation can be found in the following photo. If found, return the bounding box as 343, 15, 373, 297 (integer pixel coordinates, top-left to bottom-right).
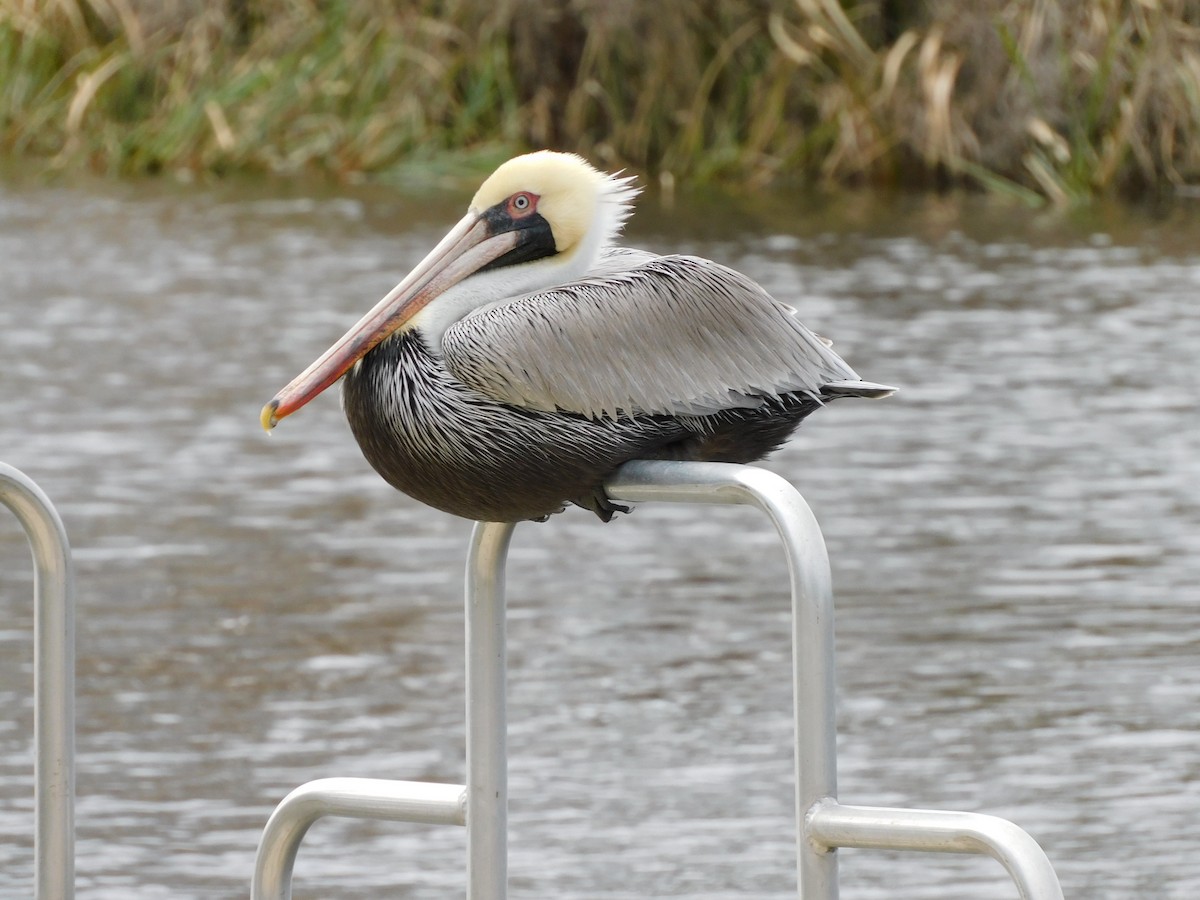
2, 0, 1199, 203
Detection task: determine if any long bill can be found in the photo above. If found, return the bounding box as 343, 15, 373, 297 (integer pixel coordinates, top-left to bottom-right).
261, 211, 520, 431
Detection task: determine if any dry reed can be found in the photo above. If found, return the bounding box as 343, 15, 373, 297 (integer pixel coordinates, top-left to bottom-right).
2, 0, 1199, 202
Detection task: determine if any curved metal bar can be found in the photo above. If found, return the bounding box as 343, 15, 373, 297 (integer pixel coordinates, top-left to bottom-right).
807, 801, 1064, 900
251, 460, 1060, 900
251, 778, 467, 900
606, 460, 839, 898
0, 462, 76, 900
464, 522, 516, 900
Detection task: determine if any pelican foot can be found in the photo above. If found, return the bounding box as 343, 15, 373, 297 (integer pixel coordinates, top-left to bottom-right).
576, 487, 631, 522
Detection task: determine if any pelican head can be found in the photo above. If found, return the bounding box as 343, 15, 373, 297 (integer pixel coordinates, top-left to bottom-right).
470, 150, 637, 269
261, 150, 637, 431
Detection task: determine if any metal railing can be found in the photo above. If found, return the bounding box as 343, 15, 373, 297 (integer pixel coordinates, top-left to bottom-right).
253, 460, 1063, 900
1, 462, 76, 900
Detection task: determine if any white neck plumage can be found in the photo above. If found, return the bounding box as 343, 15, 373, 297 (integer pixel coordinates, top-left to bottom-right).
408, 169, 639, 351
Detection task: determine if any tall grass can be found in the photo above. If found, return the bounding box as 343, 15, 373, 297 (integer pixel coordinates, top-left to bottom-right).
0, 0, 526, 178
770, 0, 1200, 201
2, 0, 1199, 201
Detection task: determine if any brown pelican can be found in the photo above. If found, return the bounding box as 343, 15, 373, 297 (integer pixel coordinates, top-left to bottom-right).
262, 151, 894, 522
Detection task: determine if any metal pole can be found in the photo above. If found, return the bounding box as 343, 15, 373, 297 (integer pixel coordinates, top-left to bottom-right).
807, 801, 1064, 900
0, 462, 76, 900
607, 461, 839, 899
251, 778, 467, 900
464, 522, 515, 900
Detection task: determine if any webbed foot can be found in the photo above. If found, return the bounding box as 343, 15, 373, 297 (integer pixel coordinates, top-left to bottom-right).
575, 487, 631, 522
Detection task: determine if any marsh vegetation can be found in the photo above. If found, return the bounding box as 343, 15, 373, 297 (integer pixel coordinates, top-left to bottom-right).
3, 0, 1199, 202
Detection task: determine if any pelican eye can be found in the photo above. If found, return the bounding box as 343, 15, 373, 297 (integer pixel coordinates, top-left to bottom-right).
508, 192, 536, 216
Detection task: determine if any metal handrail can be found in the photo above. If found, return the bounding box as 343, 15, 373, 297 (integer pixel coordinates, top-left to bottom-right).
252, 460, 1062, 899
251, 524, 513, 900
807, 801, 1064, 900
0, 462, 76, 900
252, 778, 466, 898
463, 521, 514, 900
607, 460, 840, 895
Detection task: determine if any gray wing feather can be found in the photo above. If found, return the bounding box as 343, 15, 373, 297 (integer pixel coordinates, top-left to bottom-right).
441, 253, 863, 420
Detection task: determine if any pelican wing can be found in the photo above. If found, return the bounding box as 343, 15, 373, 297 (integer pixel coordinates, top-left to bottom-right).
440, 253, 863, 420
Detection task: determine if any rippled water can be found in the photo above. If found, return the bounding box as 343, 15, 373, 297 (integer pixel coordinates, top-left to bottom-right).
1, 174, 1197, 899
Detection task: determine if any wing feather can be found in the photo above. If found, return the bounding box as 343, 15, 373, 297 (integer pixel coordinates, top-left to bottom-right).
440, 253, 863, 420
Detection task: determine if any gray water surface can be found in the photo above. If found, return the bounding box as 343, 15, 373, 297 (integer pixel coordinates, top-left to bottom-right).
1, 176, 1198, 898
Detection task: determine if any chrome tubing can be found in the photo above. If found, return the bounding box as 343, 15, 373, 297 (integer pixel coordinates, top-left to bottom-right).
0, 462, 76, 900
251, 778, 467, 900
607, 461, 839, 898
250, 518, 516, 900
251, 460, 1060, 900
464, 522, 516, 900
807, 801, 1064, 900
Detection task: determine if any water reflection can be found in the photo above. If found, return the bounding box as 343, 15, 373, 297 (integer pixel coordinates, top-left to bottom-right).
1, 174, 1198, 898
